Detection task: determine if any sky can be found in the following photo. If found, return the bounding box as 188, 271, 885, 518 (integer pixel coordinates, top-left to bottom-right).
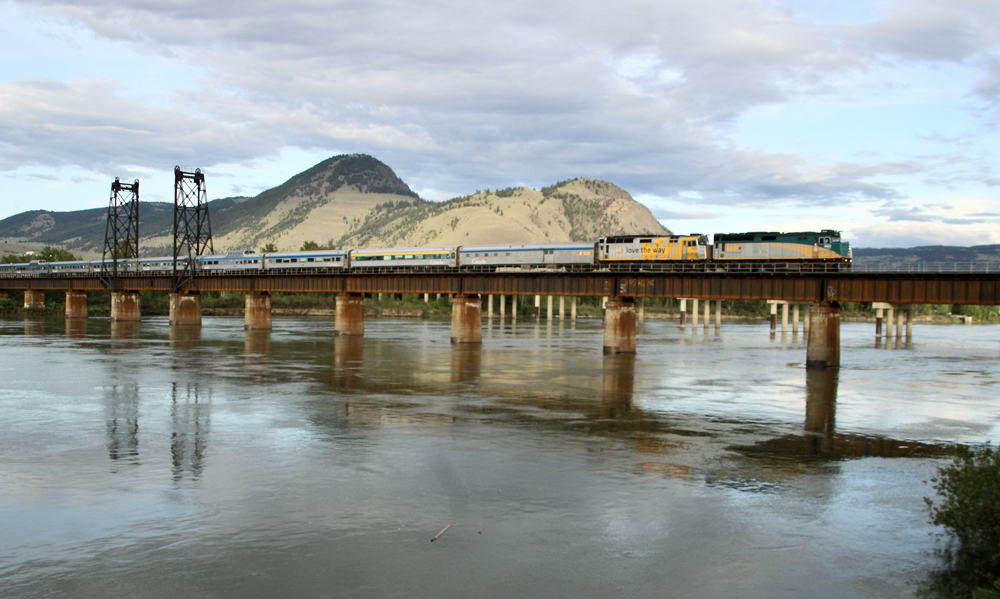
0, 0, 998, 248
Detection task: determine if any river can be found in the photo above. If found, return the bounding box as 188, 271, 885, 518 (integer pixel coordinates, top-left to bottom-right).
1, 315, 998, 598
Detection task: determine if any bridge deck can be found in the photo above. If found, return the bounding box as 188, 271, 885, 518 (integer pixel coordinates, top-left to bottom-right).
3, 272, 1000, 305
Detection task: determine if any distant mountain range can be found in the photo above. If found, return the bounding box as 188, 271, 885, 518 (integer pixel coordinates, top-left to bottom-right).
853, 245, 1000, 263
0, 154, 669, 257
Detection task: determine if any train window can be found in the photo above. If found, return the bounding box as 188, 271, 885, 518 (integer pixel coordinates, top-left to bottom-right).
307, 258, 314, 262
763, 235, 777, 241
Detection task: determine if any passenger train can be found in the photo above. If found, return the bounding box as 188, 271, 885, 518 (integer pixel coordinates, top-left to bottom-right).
0, 230, 851, 277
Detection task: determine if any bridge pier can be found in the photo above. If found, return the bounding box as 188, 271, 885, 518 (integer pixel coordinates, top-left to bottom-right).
806, 303, 841, 368
169, 292, 202, 326
571, 297, 577, 321
451, 294, 482, 344
512, 295, 518, 321
692, 298, 699, 328
715, 300, 722, 330
110, 291, 140, 322
499, 294, 506, 319
547, 295, 553, 322
603, 297, 637, 354
703, 299, 710, 331
335, 293, 364, 336
24, 289, 44, 309
487, 294, 494, 318
679, 298, 687, 327
244, 292, 272, 330
534, 294, 541, 321
65, 290, 88, 319
873, 303, 914, 339
559, 296, 565, 321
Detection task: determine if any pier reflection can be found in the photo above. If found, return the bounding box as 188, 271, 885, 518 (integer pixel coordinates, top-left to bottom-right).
169, 326, 201, 349
105, 384, 140, 468
64, 319, 88, 338
170, 382, 210, 481
23, 319, 44, 336
450, 344, 481, 385
244, 329, 271, 354
601, 354, 635, 419
734, 368, 946, 461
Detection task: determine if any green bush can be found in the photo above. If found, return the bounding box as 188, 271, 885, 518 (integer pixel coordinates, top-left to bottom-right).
923, 444, 1000, 598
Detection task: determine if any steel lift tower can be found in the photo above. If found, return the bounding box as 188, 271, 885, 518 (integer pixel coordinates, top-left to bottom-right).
100, 177, 140, 291
172, 166, 214, 293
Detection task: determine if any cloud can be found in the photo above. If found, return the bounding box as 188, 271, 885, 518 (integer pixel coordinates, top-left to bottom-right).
653, 209, 723, 220
850, 221, 1000, 247
2, 0, 998, 208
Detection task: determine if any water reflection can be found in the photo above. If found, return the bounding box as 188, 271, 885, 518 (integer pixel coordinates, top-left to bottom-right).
244, 329, 271, 354
735, 367, 946, 461
169, 326, 202, 349
110, 321, 141, 346
170, 382, 210, 481
65, 318, 88, 338
450, 344, 481, 384
330, 336, 364, 390
23, 319, 44, 335
601, 353, 635, 419
105, 384, 140, 468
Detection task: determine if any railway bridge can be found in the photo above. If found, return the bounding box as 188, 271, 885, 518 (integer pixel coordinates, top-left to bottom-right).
3, 270, 999, 368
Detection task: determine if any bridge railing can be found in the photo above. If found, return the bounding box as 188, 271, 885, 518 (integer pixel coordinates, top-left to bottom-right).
850, 261, 1000, 274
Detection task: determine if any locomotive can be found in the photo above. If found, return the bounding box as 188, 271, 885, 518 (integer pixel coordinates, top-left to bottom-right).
0, 230, 850, 277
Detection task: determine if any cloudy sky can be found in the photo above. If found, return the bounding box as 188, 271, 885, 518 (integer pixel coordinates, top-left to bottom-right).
1, 0, 998, 247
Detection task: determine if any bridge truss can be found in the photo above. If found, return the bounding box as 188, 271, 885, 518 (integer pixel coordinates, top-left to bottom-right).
100, 177, 140, 291
172, 166, 214, 293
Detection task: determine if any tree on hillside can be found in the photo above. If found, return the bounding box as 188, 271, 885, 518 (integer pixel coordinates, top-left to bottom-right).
0, 254, 30, 264
300, 240, 339, 251
39, 246, 79, 262
260, 242, 278, 253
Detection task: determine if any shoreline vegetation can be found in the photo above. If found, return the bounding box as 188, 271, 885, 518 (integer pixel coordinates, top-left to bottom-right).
0, 291, 996, 323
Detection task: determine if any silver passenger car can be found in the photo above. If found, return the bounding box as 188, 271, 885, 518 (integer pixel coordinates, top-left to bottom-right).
350, 246, 458, 269
263, 250, 348, 271
459, 242, 596, 268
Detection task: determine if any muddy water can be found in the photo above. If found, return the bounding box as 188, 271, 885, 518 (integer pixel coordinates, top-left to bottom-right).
1, 316, 997, 598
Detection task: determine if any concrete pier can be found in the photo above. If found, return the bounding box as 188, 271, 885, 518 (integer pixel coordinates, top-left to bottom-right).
23, 289, 44, 309
874, 303, 914, 339
603, 297, 637, 354
547, 295, 553, 322
637, 298, 645, 323
244, 291, 272, 330
450, 294, 482, 344
488, 294, 494, 318
692, 299, 699, 328
792, 304, 800, 334
781, 302, 789, 334
703, 300, 710, 330
571, 297, 577, 321
334, 293, 364, 336
714, 300, 722, 330
64, 290, 88, 319
169, 292, 202, 326
512, 295, 518, 321
770, 302, 777, 334
559, 296, 565, 321
679, 298, 687, 327
110, 291, 141, 322
806, 303, 841, 368
534, 295, 541, 321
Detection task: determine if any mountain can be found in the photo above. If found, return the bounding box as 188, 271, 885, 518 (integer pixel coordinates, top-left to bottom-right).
853, 245, 1000, 263
0, 154, 669, 257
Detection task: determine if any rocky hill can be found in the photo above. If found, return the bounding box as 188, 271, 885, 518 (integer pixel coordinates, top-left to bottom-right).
0, 154, 669, 257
